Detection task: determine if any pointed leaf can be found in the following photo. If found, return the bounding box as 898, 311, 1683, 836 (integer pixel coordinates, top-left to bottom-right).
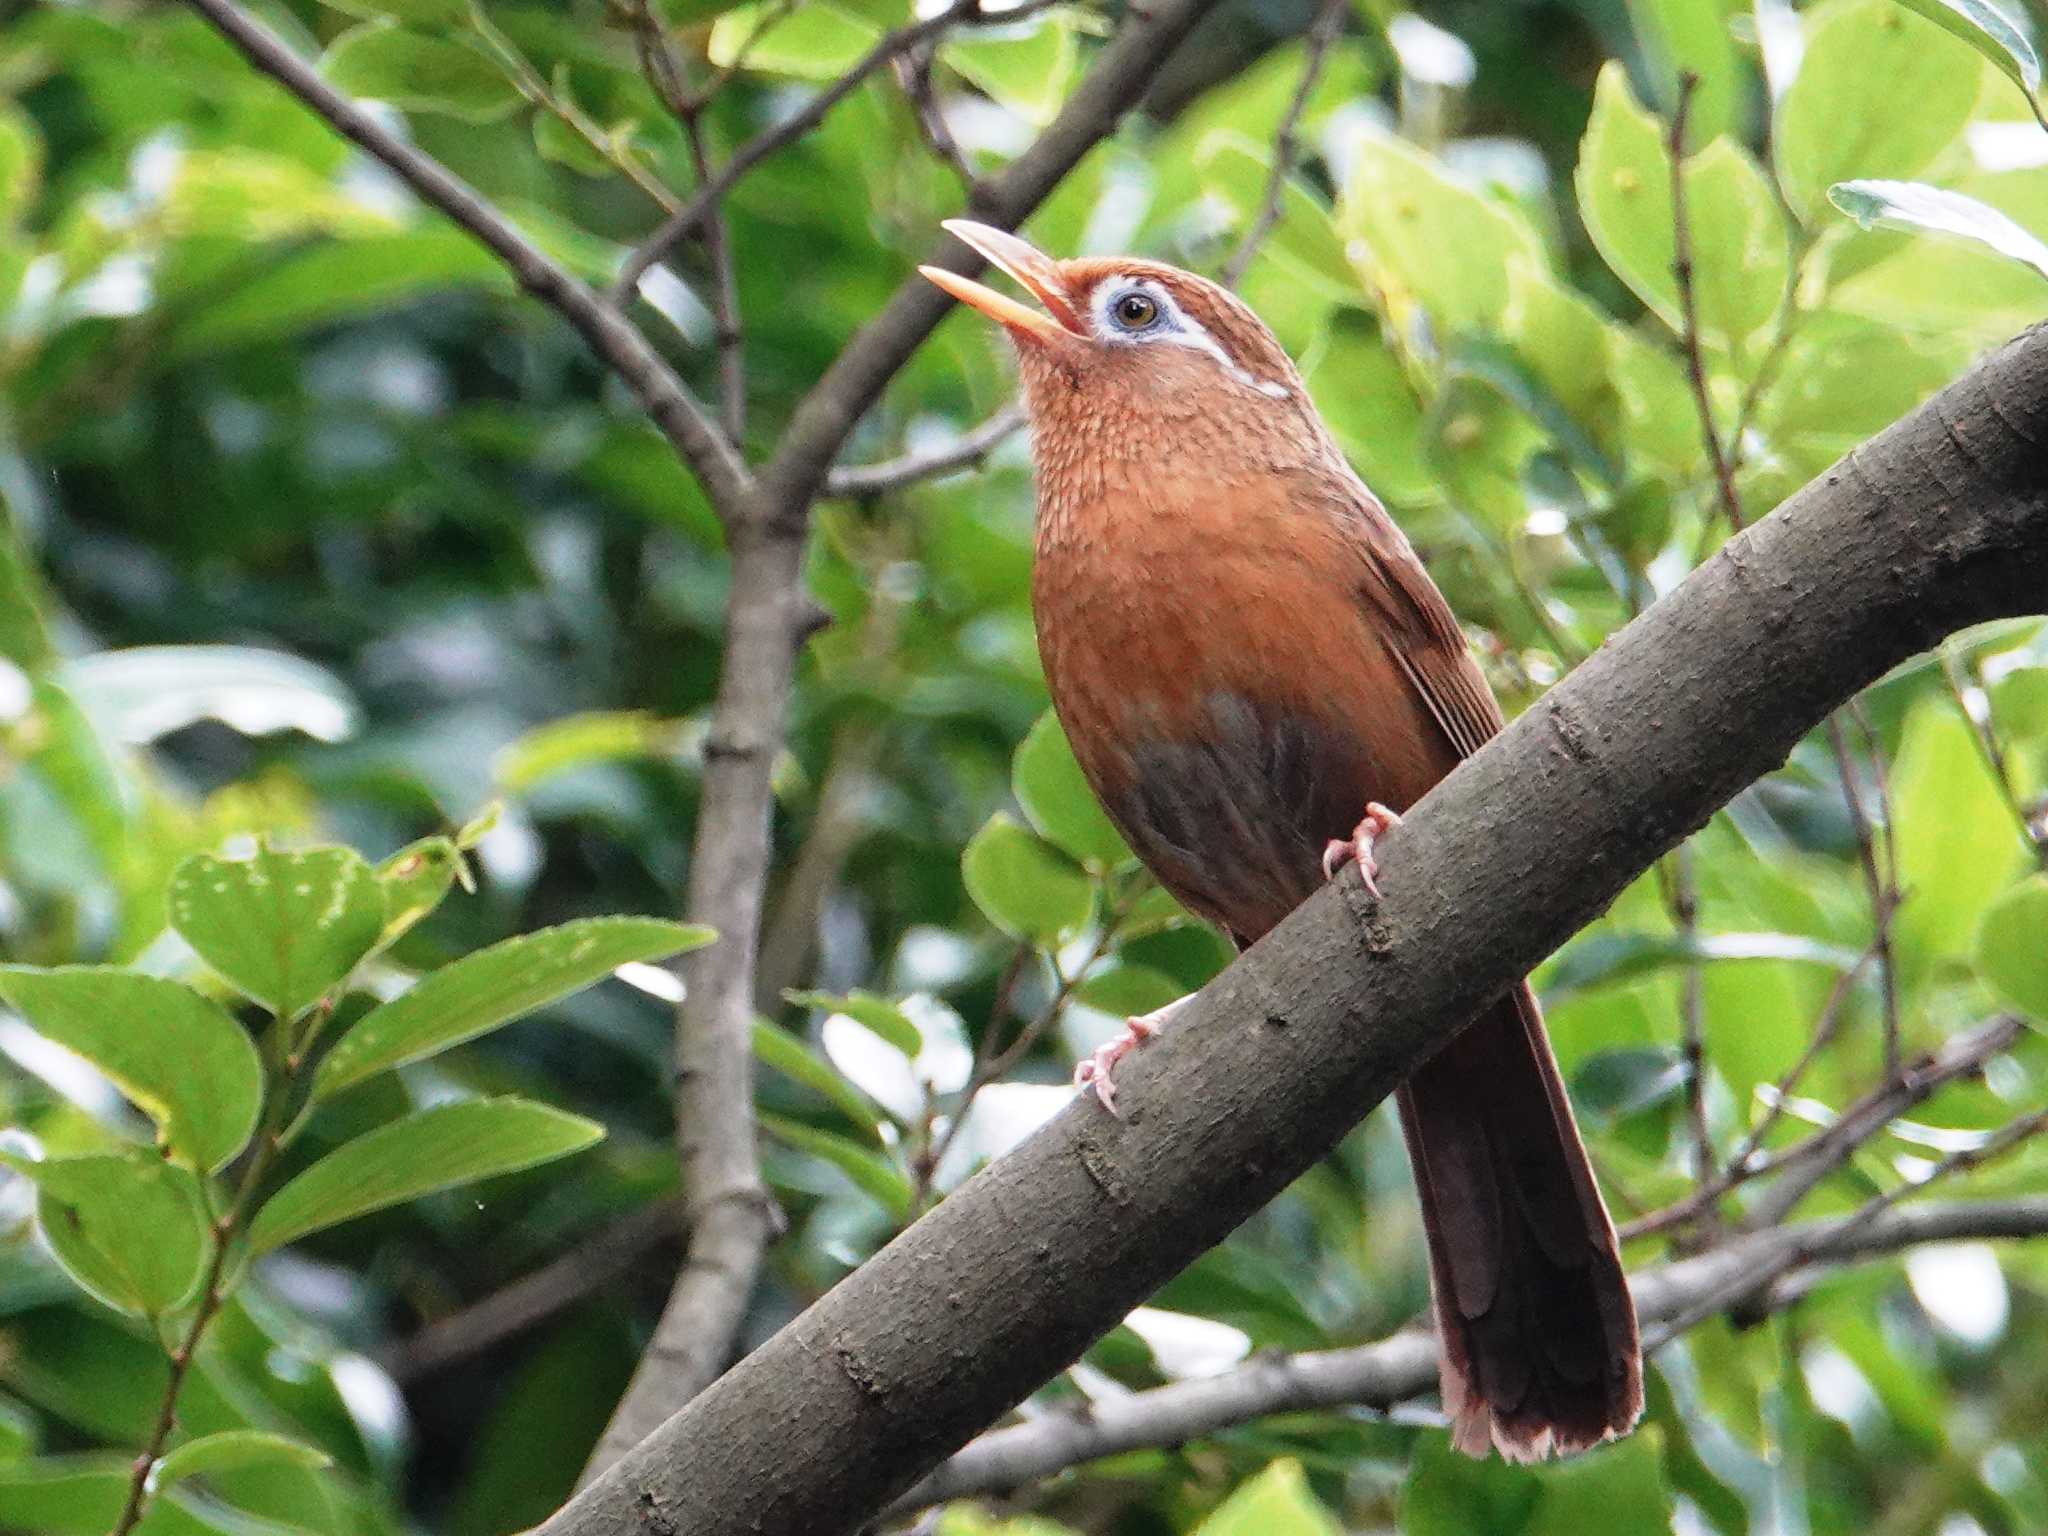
311, 917, 713, 1102
1828, 180, 2048, 281
170, 845, 385, 1020
758, 1112, 912, 1217
1194, 1459, 1342, 1536
321, 21, 523, 122
752, 1021, 890, 1143
1013, 711, 1131, 869
1889, 0, 2045, 123
374, 836, 462, 950
0, 968, 261, 1173
152, 1431, 332, 1493
2, 1152, 209, 1317
785, 989, 923, 1055
247, 1097, 604, 1253
1977, 874, 2048, 1024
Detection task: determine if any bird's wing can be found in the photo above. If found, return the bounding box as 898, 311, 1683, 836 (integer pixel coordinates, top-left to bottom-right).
1336, 477, 1506, 762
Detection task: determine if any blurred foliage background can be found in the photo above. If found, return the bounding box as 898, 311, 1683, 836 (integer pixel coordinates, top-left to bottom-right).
1, 0, 2047, 1532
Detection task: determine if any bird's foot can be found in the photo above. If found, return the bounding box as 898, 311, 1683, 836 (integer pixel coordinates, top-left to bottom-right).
1075, 996, 1188, 1116
1322, 802, 1403, 897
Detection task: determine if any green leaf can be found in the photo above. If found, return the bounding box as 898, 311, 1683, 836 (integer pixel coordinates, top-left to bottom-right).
759, 1111, 912, 1216
1302, 313, 1434, 502
374, 836, 463, 950
169, 844, 385, 1020
708, 3, 879, 78
321, 21, 524, 122
1339, 131, 1548, 335
317, 0, 468, 21
1402, 1434, 1541, 1536
1013, 712, 1130, 870
752, 1020, 890, 1143
1774, 0, 1985, 223
151, 1431, 333, 1492
247, 1097, 605, 1253
1576, 62, 1790, 344
1543, 929, 1862, 1000
1571, 1046, 1689, 1122
1623, 0, 1743, 144
63, 645, 359, 745
785, 989, 923, 1055
1193, 1459, 1341, 1536
1196, 134, 1353, 298
1889, 0, 2045, 124
311, 917, 713, 1102
1977, 874, 2048, 1024
0, 102, 46, 225
493, 711, 678, 794
1074, 963, 1185, 1017
962, 813, 1095, 945
1893, 700, 2030, 982
0, 968, 262, 1173
2, 1152, 208, 1317
1523, 1437, 1674, 1536
1828, 180, 2048, 281
944, 15, 1077, 126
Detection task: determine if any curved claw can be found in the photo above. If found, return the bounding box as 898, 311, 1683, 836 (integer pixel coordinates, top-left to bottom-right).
1074, 1000, 1181, 1116
1322, 802, 1402, 897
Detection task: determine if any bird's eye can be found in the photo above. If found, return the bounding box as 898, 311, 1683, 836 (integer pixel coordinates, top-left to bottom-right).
1109, 290, 1160, 330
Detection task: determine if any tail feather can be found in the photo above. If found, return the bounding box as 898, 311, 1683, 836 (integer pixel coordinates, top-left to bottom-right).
1397, 982, 1642, 1460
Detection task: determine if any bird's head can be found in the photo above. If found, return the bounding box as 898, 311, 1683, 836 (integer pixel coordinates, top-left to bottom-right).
921, 221, 1318, 472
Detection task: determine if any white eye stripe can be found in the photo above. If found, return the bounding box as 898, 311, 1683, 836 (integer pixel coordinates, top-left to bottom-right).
1089, 276, 1291, 401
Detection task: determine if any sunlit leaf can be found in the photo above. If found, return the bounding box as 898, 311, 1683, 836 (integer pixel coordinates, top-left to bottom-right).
753, 1020, 892, 1142
944, 13, 1076, 126
151, 1430, 333, 1492
962, 813, 1094, 944
1013, 711, 1130, 870
248, 1097, 605, 1253
321, 21, 523, 122
1828, 179, 2048, 281
63, 646, 359, 745
311, 917, 712, 1101
1888, 0, 2045, 124
1, 1151, 209, 1317
1977, 874, 2048, 1024
758, 1111, 912, 1216
492, 711, 680, 794
708, 3, 879, 78
0, 968, 262, 1173
375, 836, 463, 950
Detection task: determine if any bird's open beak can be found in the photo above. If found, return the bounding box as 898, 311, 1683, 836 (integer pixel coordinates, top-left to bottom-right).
920, 220, 1085, 345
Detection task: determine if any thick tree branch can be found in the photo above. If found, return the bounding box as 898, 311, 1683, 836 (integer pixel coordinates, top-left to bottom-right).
580, 0, 1229, 1479
178, 0, 753, 521
895, 1196, 2048, 1512
535, 324, 2048, 1536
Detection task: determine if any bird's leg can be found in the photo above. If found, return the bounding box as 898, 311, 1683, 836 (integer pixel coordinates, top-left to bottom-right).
1322, 801, 1403, 897
1075, 995, 1190, 1116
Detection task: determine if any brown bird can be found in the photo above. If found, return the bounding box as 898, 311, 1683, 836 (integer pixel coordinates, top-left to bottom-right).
921, 221, 1643, 1461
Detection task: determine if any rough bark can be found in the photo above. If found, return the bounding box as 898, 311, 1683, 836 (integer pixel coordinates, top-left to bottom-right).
535, 323, 2048, 1536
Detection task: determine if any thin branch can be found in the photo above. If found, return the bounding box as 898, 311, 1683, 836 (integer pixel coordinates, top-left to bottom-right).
1619, 1013, 2020, 1241
1941, 641, 2048, 870
1666, 845, 1718, 1202
893, 1197, 2048, 1514
379, 1196, 688, 1384
178, 0, 754, 521
824, 403, 1027, 498
1827, 710, 1903, 1073
609, 0, 1062, 306
1668, 71, 1744, 534
1218, 0, 1346, 289
894, 47, 982, 193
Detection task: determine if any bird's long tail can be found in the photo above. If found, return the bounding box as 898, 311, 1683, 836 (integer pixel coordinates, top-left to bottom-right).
1396, 982, 1643, 1460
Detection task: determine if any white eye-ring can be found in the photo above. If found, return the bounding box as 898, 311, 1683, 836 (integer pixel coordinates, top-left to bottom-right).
1089, 275, 1290, 400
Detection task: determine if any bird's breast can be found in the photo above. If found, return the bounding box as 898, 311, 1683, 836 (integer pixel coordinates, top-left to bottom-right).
1031, 473, 1450, 937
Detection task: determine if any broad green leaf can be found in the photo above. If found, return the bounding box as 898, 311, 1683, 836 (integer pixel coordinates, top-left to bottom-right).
1623, 0, 1743, 143
1977, 875, 2048, 1024
1302, 314, 1434, 502
962, 813, 1094, 945
1074, 962, 1184, 1017
1892, 700, 2029, 984
1503, 260, 1614, 429
752, 1020, 890, 1143
1576, 63, 1790, 345
1339, 131, 1548, 335
1570, 1046, 1689, 1122
1193, 1459, 1341, 1536
944, 15, 1076, 126
1775, 0, 1984, 222
1196, 133, 1354, 297
0, 968, 261, 1173
151, 1430, 333, 1492
1605, 323, 1699, 475
311, 917, 713, 1102
164, 149, 397, 244
2, 1152, 208, 1317
247, 1097, 604, 1253
1522, 1437, 1674, 1536
1013, 712, 1130, 870
1543, 929, 1862, 999
759, 1111, 913, 1216
322, 23, 524, 122
317, 0, 467, 21
1828, 179, 2048, 281
1401, 1435, 1540, 1536
708, 3, 879, 78
0, 1456, 315, 1536
1889, 0, 2045, 123
493, 711, 679, 794
375, 836, 462, 949
785, 989, 923, 1055
169, 845, 385, 1020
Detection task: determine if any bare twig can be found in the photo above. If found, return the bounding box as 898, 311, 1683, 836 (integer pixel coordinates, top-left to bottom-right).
892, 1197, 2048, 1513
1619, 1013, 2021, 1241
894, 47, 982, 192
379, 1196, 689, 1384
1218, 0, 1346, 289
1665, 845, 1718, 1200
178, 0, 753, 521
1941, 642, 2048, 869
1668, 71, 1744, 534
609, 0, 1062, 306
824, 403, 1027, 498
1827, 710, 1903, 1073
